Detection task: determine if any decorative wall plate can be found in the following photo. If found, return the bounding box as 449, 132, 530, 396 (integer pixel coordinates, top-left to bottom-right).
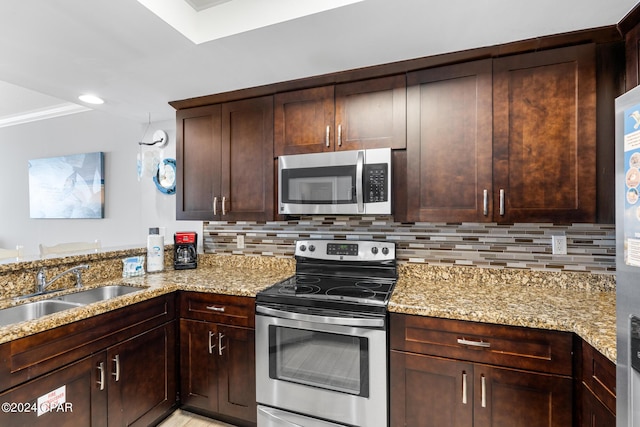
153, 158, 176, 194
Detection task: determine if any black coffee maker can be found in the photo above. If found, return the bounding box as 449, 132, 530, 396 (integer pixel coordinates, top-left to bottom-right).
174, 232, 197, 270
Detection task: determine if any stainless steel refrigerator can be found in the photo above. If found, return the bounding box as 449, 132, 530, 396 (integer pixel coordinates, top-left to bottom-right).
616, 84, 640, 426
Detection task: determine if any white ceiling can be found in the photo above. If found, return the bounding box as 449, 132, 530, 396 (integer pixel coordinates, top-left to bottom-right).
0, 0, 638, 126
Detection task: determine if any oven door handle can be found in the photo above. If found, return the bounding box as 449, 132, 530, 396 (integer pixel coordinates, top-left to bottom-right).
256, 305, 385, 328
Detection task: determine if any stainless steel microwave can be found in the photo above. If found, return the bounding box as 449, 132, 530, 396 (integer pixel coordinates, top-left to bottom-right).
278, 148, 391, 215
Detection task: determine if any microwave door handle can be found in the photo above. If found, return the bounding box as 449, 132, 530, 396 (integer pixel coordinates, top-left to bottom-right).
356, 150, 364, 213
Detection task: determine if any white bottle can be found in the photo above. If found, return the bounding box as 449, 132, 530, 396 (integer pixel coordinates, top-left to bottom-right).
146, 227, 164, 272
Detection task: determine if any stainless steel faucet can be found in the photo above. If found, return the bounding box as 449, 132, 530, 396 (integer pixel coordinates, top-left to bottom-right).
35, 264, 90, 294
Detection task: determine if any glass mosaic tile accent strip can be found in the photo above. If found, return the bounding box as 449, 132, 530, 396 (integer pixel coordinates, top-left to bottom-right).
203, 217, 615, 274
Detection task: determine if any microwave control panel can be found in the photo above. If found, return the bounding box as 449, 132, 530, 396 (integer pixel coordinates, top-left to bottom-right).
364, 163, 388, 203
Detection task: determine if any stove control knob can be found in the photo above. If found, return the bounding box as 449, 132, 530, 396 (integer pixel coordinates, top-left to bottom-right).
371, 247, 379, 255
308, 245, 316, 252
382, 247, 389, 255
299, 245, 307, 252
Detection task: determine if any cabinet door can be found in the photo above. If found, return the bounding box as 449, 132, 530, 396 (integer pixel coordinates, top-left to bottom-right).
179, 319, 217, 412
493, 44, 596, 223
0, 354, 107, 427
176, 105, 222, 220
107, 322, 176, 427
405, 59, 493, 222
474, 365, 572, 427
217, 324, 257, 423
274, 86, 335, 156
390, 350, 473, 427
221, 96, 274, 221
335, 75, 406, 151
580, 385, 616, 427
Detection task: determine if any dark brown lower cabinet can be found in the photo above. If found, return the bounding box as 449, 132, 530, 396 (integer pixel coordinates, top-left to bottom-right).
390, 313, 574, 427
179, 292, 257, 426
391, 351, 473, 427
0, 353, 107, 427
180, 319, 256, 425
578, 340, 616, 427
107, 322, 176, 427
0, 318, 175, 427
581, 389, 616, 427
0, 295, 177, 427
391, 351, 572, 427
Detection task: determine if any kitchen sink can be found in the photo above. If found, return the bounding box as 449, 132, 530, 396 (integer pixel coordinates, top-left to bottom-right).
0, 300, 84, 327
0, 285, 147, 327
52, 285, 146, 305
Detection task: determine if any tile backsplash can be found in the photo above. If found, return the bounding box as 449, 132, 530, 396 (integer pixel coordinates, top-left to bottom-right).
203, 217, 615, 274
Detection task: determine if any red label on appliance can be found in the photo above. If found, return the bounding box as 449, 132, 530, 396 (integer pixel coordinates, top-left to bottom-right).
175, 232, 196, 244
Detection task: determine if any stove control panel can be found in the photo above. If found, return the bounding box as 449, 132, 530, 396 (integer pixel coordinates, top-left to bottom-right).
295, 239, 395, 261
327, 243, 359, 256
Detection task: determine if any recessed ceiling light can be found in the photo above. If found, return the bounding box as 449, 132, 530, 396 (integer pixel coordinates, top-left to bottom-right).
78, 94, 104, 105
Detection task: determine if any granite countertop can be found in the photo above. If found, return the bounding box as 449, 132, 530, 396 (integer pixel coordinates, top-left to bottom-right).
0, 264, 294, 345
0, 259, 616, 364
389, 264, 616, 363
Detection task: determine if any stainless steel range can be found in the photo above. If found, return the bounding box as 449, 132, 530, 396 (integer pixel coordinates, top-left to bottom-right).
255, 239, 397, 427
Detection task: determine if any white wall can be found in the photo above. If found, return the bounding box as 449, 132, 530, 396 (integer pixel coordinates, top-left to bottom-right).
0, 110, 202, 257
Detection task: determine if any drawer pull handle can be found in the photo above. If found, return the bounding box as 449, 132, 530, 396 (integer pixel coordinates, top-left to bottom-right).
481, 374, 487, 408
97, 362, 105, 391
208, 331, 217, 354
206, 305, 226, 312
457, 338, 490, 348
218, 332, 226, 356
462, 372, 468, 404
112, 354, 120, 382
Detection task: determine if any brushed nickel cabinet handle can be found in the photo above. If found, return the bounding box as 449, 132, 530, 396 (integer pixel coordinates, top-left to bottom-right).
338, 124, 342, 147
326, 125, 330, 147
206, 305, 226, 312
97, 362, 105, 391
213, 196, 218, 216
457, 338, 491, 348
462, 372, 468, 404
222, 196, 227, 216
112, 354, 120, 382
208, 331, 217, 354
218, 332, 226, 356
499, 189, 505, 216
483, 189, 488, 216
481, 374, 487, 408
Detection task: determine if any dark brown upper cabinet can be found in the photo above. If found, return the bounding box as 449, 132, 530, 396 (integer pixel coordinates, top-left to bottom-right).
404, 59, 493, 222
402, 44, 597, 224
274, 75, 406, 156
493, 44, 597, 223
176, 96, 274, 221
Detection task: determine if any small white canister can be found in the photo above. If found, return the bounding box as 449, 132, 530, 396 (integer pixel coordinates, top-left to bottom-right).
146, 227, 164, 272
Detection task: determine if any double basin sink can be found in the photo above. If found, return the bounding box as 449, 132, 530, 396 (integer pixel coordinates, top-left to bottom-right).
0, 285, 146, 327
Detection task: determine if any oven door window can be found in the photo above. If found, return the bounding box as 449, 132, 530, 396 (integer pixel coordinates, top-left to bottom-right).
268, 326, 369, 397
281, 165, 356, 204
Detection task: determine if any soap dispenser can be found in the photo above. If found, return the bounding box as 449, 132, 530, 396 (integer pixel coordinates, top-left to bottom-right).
146, 227, 164, 272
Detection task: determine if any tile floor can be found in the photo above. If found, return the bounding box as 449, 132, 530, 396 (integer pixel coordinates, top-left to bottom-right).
157, 409, 237, 427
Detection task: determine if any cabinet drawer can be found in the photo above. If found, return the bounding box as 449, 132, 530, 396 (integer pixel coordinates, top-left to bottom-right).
390, 313, 573, 376
0, 294, 176, 393
179, 292, 255, 327
581, 339, 616, 415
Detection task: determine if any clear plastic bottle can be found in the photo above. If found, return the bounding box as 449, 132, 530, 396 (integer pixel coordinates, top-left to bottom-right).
146, 227, 164, 272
